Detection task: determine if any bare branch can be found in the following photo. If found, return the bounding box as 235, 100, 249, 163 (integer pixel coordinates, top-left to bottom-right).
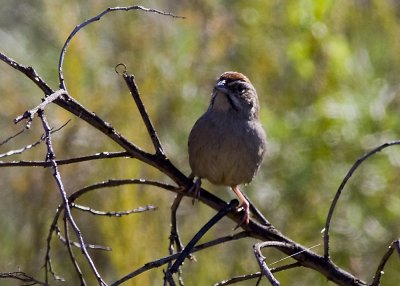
43, 178, 174, 283
254, 241, 293, 286
0, 119, 70, 159
38, 110, 106, 286
214, 272, 262, 286
169, 194, 186, 255
0, 133, 45, 158
244, 193, 270, 225
63, 214, 87, 286
112, 230, 248, 286
0, 151, 130, 167
4, 3, 399, 282
371, 239, 400, 286
1, 48, 374, 285
72, 203, 157, 217
164, 200, 239, 284
214, 262, 302, 286
55, 224, 111, 251
0, 128, 25, 146
323, 140, 400, 260
168, 194, 187, 286
0, 51, 53, 94
44, 206, 65, 283
14, 89, 66, 127
119, 67, 165, 156
58, 6, 184, 90
0, 271, 47, 286
2, 50, 193, 190
70, 178, 180, 202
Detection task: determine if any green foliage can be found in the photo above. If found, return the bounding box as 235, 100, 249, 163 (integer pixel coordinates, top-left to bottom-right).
1, 0, 400, 285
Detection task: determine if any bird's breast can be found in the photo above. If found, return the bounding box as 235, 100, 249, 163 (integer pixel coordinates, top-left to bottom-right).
188, 112, 266, 186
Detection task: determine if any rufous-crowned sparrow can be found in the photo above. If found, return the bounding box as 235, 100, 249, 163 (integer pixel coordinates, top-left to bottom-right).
188, 71, 267, 224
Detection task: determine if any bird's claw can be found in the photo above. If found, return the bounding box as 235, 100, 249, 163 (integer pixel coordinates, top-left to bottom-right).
188, 178, 202, 205
233, 202, 250, 230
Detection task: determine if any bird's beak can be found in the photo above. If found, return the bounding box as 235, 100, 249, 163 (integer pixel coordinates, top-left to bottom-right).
214, 80, 230, 95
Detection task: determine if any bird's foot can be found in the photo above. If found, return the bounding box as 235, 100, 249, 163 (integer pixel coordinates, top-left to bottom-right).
231, 185, 251, 228
188, 177, 202, 205
234, 200, 250, 229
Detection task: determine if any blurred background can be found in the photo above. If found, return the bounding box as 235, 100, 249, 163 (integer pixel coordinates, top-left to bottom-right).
1, 0, 400, 285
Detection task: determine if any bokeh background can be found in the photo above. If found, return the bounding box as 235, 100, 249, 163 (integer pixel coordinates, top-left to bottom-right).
1, 0, 400, 285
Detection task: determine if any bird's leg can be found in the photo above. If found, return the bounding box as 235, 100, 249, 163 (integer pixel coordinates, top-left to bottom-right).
231, 185, 250, 225
189, 177, 202, 205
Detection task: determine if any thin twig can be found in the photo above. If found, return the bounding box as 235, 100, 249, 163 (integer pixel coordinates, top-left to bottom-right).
214, 262, 302, 286
72, 203, 157, 217
0, 120, 70, 159
63, 213, 87, 286
44, 206, 65, 283
0, 51, 53, 94
111, 230, 248, 286
70, 178, 179, 202
165, 200, 239, 284
54, 224, 111, 251
44, 178, 174, 282
0, 134, 45, 158
14, 89, 66, 126
120, 68, 165, 156
168, 194, 186, 286
0, 128, 25, 146
58, 6, 184, 90
0, 271, 48, 286
371, 239, 400, 286
254, 241, 294, 286
323, 140, 400, 260
169, 194, 185, 254
214, 272, 262, 286
38, 110, 106, 286
0, 151, 130, 167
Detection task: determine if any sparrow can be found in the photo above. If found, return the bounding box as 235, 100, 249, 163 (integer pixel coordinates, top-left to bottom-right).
188, 71, 267, 224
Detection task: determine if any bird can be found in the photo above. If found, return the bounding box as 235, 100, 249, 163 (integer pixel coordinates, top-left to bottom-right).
188, 71, 267, 225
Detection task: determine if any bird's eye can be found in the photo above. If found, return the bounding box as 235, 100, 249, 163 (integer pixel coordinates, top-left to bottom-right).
236, 83, 247, 94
